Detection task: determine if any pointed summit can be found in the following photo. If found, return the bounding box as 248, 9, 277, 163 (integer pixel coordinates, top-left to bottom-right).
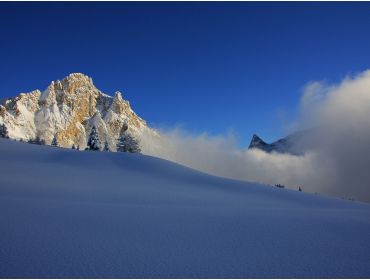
114, 91, 123, 100
110, 91, 129, 115
248, 134, 268, 150
248, 131, 312, 155
64, 73, 93, 83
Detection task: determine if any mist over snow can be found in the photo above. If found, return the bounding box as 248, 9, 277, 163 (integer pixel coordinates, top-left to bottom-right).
141, 70, 370, 202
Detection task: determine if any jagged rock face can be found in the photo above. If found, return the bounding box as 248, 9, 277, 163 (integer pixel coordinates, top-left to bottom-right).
0, 73, 155, 150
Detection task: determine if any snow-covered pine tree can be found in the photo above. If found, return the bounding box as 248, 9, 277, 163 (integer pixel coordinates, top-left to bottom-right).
116, 134, 126, 152
0, 124, 9, 138
103, 141, 110, 152
116, 132, 141, 153
86, 126, 101, 151
51, 135, 58, 146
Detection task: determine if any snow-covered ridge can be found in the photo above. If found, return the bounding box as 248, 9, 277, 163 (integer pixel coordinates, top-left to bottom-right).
248, 129, 317, 155
0, 73, 157, 150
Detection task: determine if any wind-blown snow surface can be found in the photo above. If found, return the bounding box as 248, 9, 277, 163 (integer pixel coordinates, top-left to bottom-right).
1, 139, 370, 278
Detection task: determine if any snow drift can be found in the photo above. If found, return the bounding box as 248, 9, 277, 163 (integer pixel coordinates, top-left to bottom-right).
0, 138, 370, 278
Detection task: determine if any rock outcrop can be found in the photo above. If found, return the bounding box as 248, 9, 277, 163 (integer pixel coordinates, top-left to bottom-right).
0, 73, 156, 150
248, 130, 315, 156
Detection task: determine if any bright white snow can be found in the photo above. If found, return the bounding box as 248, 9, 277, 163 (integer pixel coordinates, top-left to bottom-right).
0, 138, 370, 278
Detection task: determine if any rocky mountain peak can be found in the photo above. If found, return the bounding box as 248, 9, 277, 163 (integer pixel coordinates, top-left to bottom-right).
0, 73, 156, 150
248, 134, 267, 150
248, 130, 313, 156
62, 72, 94, 87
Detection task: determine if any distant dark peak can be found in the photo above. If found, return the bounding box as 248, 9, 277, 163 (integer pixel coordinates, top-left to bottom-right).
249, 134, 268, 149
247, 129, 314, 156
251, 134, 263, 142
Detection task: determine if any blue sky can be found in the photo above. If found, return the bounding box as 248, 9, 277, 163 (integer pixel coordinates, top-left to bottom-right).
1, 2, 370, 145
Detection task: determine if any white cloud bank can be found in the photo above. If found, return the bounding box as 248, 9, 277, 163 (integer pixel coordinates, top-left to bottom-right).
141, 70, 370, 202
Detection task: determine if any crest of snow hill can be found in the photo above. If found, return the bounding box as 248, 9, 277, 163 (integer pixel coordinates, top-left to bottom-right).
0, 73, 157, 152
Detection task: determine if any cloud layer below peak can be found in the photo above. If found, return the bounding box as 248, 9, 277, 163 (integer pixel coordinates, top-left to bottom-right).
141, 70, 370, 202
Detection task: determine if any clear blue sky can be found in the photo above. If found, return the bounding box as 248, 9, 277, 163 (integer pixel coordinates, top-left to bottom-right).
1, 2, 370, 145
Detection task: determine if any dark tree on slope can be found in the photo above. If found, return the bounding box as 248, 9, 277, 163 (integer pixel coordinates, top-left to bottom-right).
37, 136, 46, 145
103, 142, 110, 152
28, 136, 45, 145
86, 126, 101, 151
51, 135, 58, 146
72, 144, 76, 149
116, 132, 141, 153
0, 124, 9, 139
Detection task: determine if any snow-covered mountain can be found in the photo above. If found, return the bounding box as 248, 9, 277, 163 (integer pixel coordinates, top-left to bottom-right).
0, 73, 157, 150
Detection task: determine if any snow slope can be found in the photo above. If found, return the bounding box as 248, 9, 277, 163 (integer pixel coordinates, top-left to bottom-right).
1, 138, 370, 278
